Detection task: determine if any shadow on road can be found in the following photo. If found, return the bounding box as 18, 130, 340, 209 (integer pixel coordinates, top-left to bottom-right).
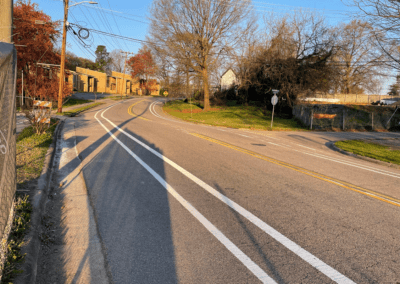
214, 184, 286, 284
35, 102, 178, 283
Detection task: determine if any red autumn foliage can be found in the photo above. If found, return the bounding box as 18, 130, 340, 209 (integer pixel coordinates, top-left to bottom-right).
13, 0, 72, 102
127, 48, 158, 95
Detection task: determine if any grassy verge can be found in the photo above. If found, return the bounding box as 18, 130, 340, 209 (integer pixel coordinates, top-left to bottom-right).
2, 120, 58, 282
109, 95, 135, 101
163, 100, 306, 131
56, 102, 103, 116
335, 140, 400, 165
1, 195, 32, 283
62, 98, 92, 108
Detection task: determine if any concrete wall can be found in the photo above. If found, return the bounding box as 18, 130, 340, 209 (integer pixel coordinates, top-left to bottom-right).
73, 67, 160, 95
75, 67, 107, 93
293, 104, 400, 130
303, 93, 394, 104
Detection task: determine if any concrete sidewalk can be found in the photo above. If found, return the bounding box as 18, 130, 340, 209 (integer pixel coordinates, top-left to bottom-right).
16, 113, 111, 284
37, 118, 110, 283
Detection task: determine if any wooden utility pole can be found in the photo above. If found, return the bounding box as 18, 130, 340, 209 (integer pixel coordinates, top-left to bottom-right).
58, 0, 69, 113
121, 51, 133, 95
0, 0, 13, 43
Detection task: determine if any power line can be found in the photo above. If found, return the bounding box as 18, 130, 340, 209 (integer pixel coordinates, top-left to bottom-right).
79, 5, 122, 50
82, 5, 120, 50
92, 3, 126, 51
67, 29, 96, 59
71, 8, 118, 51
105, 0, 131, 52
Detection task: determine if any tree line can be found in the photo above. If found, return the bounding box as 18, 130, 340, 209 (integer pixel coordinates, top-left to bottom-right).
13, 0, 157, 102
145, 0, 400, 112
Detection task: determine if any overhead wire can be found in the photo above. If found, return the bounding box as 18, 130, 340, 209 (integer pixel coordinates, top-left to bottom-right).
71, 7, 118, 51
68, 23, 392, 68
49, 0, 390, 69
78, 5, 122, 50
90, 2, 126, 51
104, 0, 131, 52
95, 2, 125, 50
67, 29, 96, 59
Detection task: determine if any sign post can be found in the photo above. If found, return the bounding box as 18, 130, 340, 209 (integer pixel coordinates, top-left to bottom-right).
271, 90, 279, 128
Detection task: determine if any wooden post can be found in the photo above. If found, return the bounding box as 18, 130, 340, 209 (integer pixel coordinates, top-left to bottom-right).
0, 0, 13, 43
310, 108, 313, 130
58, 0, 69, 113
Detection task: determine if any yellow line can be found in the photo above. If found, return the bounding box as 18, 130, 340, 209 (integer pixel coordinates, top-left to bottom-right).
127, 100, 151, 121
190, 133, 400, 208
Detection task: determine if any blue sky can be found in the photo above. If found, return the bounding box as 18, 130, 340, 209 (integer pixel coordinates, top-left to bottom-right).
32, 0, 395, 94
32, 0, 359, 59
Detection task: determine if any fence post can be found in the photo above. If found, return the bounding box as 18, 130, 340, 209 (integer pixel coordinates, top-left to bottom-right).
310, 108, 314, 130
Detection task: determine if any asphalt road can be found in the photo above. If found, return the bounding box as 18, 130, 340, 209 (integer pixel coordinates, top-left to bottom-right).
16, 112, 30, 134
70, 97, 400, 283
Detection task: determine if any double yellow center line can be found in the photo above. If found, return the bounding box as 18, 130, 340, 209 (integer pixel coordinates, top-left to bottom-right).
127, 100, 151, 121
190, 133, 400, 208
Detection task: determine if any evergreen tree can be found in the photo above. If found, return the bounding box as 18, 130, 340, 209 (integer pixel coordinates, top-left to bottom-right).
95, 45, 111, 73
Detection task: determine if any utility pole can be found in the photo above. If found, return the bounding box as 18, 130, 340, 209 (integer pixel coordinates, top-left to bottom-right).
121, 51, 133, 95
58, 0, 69, 113
58, 1, 97, 113
0, 0, 13, 43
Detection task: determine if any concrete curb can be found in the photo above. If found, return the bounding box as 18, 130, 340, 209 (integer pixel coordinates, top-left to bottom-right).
15, 120, 65, 284
326, 141, 400, 170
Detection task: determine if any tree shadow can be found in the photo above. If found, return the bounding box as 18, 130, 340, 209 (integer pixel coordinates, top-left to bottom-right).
34, 103, 178, 283
214, 184, 286, 284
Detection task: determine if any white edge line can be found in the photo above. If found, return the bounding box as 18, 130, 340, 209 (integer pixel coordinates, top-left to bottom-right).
296, 144, 316, 151
98, 104, 355, 284
238, 134, 252, 138
268, 142, 400, 179
94, 107, 276, 284
152, 101, 400, 178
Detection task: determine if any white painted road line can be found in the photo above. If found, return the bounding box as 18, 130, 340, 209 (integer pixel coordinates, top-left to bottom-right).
150, 100, 400, 179
268, 142, 400, 179
296, 144, 316, 151
95, 107, 277, 284
238, 134, 252, 138
99, 103, 355, 284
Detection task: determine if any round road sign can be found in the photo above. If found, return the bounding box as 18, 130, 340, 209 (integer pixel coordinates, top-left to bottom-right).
271, 95, 278, 106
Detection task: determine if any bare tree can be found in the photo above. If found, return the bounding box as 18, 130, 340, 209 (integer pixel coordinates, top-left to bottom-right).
346, 0, 400, 69
347, 0, 400, 33
148, 0, 255, 111
239, 13, 338, 109
109, 49, 125, 73
333, 20, 387, 94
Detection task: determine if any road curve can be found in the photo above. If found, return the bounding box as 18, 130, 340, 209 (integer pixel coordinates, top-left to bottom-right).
71, 97, 400, 283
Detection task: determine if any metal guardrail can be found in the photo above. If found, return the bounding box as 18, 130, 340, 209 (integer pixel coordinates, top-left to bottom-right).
0, 42, 17, 239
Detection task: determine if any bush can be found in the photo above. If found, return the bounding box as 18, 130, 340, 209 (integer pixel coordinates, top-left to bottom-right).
226, 100, 237, 106
193, 90, 204, 100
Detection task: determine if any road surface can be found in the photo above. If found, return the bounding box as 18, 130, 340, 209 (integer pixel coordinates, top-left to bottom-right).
65, 97, 400, 283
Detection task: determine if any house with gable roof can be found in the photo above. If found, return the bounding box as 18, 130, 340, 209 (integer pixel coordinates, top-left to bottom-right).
220, 68, 238, 91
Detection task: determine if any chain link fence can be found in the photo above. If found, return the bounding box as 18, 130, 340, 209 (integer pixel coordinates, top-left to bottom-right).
0, 43, 17, 240
293, 103, 400, 131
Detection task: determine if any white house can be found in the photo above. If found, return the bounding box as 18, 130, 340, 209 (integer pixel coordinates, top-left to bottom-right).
221, 68, 238, 91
